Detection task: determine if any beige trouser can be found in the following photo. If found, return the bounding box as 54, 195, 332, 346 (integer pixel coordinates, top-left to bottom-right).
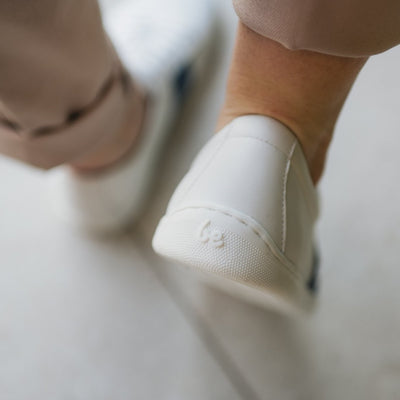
233, 0, 400, 57
1, 0, 399, 168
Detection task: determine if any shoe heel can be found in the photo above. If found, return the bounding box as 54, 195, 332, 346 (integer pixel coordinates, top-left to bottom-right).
153, 206, 316, 315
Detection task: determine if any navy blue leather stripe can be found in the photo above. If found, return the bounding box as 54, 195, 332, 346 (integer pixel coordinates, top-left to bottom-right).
307, 250, 320, 294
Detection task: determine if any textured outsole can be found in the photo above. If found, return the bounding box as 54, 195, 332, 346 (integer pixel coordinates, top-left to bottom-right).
153, 206, 316, 316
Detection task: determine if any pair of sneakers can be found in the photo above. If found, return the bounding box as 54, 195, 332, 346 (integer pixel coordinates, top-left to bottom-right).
51, 0, 319, 316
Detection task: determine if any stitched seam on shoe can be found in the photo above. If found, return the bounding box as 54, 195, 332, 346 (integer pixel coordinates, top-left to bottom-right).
230, 135, 317, 219
290, 148, 318, 219
168, 204, 305, 281
282, 141, 297, 252
229, 135, 290, 157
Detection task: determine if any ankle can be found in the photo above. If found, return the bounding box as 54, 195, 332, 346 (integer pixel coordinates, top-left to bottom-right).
217, 23, 367, 184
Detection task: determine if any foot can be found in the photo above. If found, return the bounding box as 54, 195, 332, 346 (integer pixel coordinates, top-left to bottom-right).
49, 0, 216, 232
153, 115, 319, 315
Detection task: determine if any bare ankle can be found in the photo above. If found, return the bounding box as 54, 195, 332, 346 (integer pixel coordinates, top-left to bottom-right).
217, 23, 367, 184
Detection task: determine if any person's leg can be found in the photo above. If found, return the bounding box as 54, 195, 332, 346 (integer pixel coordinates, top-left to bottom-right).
46, 0, 216, 232
152, 0, 400, 313
217, 22, 367, 183
233, 0, 400, 57
0, 0, 145, 169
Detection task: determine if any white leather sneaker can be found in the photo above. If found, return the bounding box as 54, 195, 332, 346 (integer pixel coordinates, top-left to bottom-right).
152, 115, 319, 315
48, 0, 215, 233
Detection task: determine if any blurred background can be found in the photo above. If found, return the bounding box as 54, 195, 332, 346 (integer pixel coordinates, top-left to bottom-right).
1, 0, 400, 399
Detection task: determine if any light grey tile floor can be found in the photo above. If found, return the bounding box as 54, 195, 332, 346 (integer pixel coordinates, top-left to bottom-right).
2, 1, 400, 399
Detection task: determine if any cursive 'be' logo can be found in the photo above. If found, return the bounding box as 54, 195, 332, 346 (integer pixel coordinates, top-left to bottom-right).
198, 219, 224, 248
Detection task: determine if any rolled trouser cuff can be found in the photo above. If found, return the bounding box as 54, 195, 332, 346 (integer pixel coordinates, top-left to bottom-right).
0, 65, 135, 169
233, 0, 400, 57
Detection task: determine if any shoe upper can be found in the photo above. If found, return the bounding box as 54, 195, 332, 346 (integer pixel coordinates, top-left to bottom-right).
102, 0, 215, 91
163, 115, 319, 282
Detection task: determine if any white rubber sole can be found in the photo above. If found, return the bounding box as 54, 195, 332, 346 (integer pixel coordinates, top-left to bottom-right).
153, 205, 316, 316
